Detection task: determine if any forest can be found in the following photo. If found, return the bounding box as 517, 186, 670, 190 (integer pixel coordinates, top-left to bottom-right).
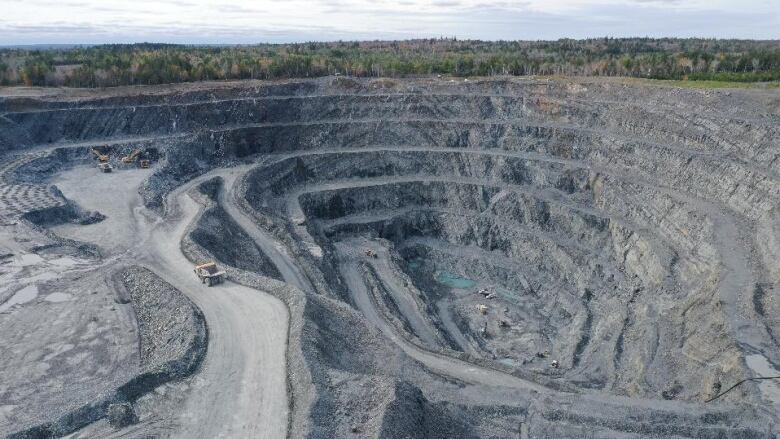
2, 38, 780, 87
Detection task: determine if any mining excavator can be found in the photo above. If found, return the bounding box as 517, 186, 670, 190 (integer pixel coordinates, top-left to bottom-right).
121, 148, 142, 164
117, 148, 155, 169
121, 149, 152, 168
194, 262, 226, 287
91, 148, 109, 163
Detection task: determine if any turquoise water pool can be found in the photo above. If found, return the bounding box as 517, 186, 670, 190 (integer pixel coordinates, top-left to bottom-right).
435, 271, 476, 289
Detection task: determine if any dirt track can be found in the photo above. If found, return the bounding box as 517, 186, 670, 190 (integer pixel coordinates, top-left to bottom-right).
49, 166, 290, 438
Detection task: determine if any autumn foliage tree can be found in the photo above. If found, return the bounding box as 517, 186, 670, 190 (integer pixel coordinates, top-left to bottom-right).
2, 39, 779, 87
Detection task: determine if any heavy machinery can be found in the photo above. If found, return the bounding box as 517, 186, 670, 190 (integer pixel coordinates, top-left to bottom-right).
121, 148, 142, 164
120, 148, 153, 168
194, 262, 226, 286
91, 148, 109, 163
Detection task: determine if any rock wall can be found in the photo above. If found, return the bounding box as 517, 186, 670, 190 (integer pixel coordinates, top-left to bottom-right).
3, 77, 778, 437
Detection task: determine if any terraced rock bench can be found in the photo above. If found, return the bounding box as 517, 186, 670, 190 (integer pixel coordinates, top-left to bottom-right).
0, 153, 65, 224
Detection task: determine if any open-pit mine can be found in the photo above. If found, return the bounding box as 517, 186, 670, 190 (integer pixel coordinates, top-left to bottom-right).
1, 77, 779, 438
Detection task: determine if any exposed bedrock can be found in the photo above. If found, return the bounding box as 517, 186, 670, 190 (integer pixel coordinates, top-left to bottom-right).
2, 77, 779, 437
181, 178, 429, 438
188, 177, 283, 280
186, 174, 772, 438
240, 146, 749, 400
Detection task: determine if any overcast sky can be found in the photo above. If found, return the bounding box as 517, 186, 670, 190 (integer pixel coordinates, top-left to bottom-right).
1, 0, 778, 45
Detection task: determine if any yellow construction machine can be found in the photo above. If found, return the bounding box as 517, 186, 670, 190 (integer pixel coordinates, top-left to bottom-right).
121, 148, 142, 165
194, 262, 226, 287
91, 148, 109, 163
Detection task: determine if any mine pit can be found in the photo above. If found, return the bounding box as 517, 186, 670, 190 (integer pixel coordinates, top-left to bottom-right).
1, 77, 779, 437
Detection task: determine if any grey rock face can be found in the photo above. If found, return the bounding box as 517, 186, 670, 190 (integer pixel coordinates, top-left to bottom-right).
188, 177, 283, 280
2, 77, 779, 438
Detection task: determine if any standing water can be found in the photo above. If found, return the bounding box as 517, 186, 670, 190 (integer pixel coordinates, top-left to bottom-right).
435, 271, 476, 289
745, 354, 780, 405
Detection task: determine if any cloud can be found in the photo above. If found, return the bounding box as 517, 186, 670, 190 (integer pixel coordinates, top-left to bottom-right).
432, 0, 462, 7
0, 0, 777, 44
214, 4, 259, 14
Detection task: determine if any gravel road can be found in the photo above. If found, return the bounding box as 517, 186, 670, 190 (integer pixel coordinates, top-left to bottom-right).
52, 165, 290, 438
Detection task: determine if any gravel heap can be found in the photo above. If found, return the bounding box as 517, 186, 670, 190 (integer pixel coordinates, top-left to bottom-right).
118, 265, 207, 378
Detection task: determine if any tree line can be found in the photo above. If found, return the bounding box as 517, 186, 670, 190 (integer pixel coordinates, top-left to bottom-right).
2, 38, 780, 87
